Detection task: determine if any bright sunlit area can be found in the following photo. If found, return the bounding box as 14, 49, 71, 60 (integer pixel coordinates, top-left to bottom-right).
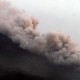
8, 0, 80, 44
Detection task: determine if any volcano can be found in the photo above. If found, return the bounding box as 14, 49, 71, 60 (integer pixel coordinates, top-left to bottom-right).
0, 33, 80, 80
0, 33, 53, 80
0, 0, 80, 80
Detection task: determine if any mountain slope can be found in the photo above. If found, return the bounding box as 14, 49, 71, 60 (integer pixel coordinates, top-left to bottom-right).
1, 33, 80, 80
0, 33, 52, 79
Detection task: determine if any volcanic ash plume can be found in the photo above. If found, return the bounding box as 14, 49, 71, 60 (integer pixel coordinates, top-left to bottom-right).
0, 0, 80, 65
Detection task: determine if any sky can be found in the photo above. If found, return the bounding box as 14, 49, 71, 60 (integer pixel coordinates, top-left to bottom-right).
8, 0, 80, 44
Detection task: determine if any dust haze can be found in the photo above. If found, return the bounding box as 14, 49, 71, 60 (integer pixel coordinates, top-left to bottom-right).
0, 0, 80, 65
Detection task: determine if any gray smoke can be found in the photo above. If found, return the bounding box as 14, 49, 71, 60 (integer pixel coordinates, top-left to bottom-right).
0, 0, 80, 65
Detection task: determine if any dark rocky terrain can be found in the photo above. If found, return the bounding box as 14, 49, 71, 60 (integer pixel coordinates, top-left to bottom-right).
0, 33, 52, 80
0, 33, 80, 80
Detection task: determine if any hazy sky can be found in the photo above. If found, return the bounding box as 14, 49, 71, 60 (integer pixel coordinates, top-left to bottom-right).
8, 0, 80, 43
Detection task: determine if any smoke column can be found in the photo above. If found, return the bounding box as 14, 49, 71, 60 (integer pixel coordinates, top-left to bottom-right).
0, 0, 80, 65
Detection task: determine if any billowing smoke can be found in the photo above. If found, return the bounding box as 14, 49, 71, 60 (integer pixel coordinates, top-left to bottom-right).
0, 0, 80, 65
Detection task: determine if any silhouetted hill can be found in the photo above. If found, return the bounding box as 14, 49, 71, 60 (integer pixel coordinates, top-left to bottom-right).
0, 33, 80, 80
0, 34, 49, 77
0, 33, 53, 80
